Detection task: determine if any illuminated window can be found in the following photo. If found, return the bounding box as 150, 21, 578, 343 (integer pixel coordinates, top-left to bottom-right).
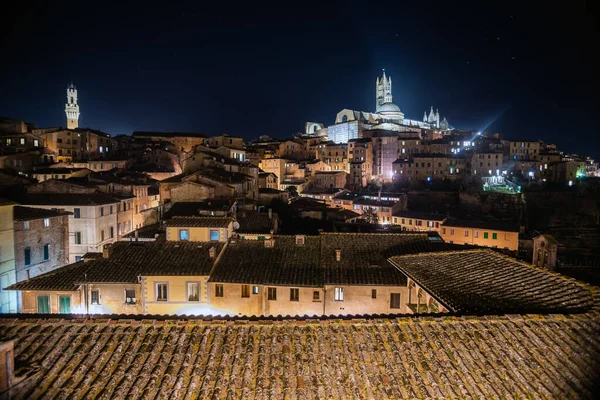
156, 283, 168, 301
44, 218, 50, 227
210, 230, 219, 241
252, 286, 259, 295
91, 289, 100, 305
334, 287, 344, 301
125, 289, 136, 304
188, 282, 200, 301
23, 221, 30, 230
179, 229, 189, 241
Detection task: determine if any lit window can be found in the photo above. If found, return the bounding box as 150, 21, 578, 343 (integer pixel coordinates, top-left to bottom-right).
188, 282, 200, 301
44, 218, 50, 227
334, 287, 344, 301
210, 230, 219, 241
252, 286, 259, 295
23, 221, 30, 230
91, 289, 100, 305
125, 289, 136, 304
156, 283, 168, 301
179, 229, 189, 241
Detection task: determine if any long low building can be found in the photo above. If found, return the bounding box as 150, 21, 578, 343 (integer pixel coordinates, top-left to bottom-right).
6, 231, 465, 316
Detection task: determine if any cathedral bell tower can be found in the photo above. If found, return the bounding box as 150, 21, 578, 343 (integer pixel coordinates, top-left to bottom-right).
376, 69, 392, 110
65, 83, 80, 129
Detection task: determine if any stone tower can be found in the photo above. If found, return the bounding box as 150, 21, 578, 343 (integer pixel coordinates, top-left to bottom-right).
65, 83, 80, 129
376, 70, 392, 110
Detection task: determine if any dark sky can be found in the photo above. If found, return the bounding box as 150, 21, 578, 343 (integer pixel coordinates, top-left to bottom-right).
1, 1, 598, 158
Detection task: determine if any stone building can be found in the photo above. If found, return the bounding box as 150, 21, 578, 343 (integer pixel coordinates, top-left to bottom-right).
316, 142, 349, 172
391, 211, 447, 232
132, 131, 207, 153
31, 167, 92, 182
311, 171, 348, 189
12, 206, 70, 283
17, 180, 120, 262
532, 234, 558, 270
439, 219, 520, 251
0, 199, 17, 313
6, 241, 224, 316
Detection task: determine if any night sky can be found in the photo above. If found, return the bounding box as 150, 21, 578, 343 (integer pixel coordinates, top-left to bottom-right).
1, 1, 598, 158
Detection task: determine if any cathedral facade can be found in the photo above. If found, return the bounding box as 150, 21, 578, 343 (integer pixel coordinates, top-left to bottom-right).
327, 70, 449, 143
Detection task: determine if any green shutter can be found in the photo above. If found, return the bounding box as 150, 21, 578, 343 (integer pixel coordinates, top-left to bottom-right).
484, 232, 489, 239
59, 296, 71, 314
37, 296, 50, 314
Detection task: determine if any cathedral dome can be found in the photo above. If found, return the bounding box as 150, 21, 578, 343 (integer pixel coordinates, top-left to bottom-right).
376, 102, 401, 113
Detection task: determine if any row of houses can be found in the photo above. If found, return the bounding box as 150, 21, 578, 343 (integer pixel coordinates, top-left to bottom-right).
7, 228, 464, 316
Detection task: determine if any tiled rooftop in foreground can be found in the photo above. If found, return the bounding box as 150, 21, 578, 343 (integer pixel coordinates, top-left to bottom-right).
1, 306, 599, 399
389, 249, 594, 314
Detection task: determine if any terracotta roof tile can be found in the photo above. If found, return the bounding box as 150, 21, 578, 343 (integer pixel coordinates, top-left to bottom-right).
389, 250, 594, 314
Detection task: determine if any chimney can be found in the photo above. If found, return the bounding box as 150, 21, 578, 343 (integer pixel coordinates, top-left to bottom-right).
209, 246, 216, 258
268, 208, 272, 219
102, 244, 112, 258
335, 249, 341, 262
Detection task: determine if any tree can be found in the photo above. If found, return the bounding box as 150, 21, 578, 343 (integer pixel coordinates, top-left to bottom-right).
361, 207, 379, 224
286, 185, 299, 198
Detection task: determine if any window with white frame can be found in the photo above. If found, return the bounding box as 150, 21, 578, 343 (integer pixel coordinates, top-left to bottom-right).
156, 283, 168, 301
334, 287, 344, 301
187, 282, 200, 301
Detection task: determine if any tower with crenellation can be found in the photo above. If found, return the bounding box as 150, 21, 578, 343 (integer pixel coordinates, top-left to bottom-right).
65, 83, 80, 129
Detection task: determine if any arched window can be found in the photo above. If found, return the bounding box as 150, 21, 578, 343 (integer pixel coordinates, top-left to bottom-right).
342, 115, 348, 123
70, 97, 74, 104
